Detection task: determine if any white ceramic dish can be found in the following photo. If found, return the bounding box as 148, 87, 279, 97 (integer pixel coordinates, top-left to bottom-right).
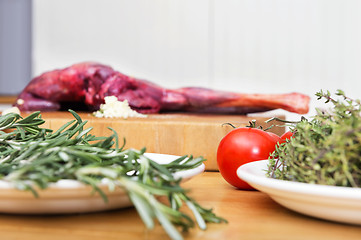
0, 153, 205, 214
237, 160, 361, 225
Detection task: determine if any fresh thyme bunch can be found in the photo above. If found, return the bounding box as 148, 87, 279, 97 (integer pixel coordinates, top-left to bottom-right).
268, 90, 361, 187
0, 110, 226, 240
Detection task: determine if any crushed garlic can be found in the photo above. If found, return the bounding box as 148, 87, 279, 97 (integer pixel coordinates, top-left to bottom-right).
93, 96, 147, 119
1, 106, 20, 116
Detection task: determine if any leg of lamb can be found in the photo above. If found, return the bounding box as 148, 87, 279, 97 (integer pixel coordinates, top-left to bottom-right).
14, 62, 310, 114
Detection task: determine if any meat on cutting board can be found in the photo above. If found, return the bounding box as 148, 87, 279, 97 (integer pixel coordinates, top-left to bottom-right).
14, 62, 310, 114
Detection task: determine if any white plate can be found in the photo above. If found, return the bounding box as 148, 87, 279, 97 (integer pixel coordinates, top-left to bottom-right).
237, 160, 361, 225
0, 153, 205, 214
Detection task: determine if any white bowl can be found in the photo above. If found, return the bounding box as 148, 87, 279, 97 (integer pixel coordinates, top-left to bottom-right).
237, 160, 361, 225
0, 153, 205, 214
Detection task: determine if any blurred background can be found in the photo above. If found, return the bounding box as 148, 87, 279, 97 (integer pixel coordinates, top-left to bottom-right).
1, 0, 361, 119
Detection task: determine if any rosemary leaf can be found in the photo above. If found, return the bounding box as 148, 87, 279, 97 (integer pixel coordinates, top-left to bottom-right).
0, 110, 226, 240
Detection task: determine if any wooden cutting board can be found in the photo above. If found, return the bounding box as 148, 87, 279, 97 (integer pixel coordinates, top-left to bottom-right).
33, 111, 285, 171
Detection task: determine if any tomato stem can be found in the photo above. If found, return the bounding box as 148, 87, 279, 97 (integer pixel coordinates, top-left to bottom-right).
221, 123, 237, 128
265, 117, 302, 124
246, 120, 258, 128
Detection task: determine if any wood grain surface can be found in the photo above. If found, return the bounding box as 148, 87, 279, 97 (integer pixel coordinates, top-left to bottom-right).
31, 111, 285, 171
0, 172, 360, 240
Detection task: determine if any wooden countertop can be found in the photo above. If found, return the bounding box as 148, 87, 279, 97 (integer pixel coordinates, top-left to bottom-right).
0, 95, 16, 104
0, 172, 360, 240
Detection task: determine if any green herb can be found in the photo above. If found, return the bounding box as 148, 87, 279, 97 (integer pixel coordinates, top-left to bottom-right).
268, 90, 361, 187
0, 110, 226, 240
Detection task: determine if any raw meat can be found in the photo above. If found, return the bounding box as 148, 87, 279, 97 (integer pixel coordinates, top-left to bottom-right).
14, 62, 310, 114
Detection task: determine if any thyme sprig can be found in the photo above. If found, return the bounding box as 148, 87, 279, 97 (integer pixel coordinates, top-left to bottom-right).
0, 110, 226, 240
268, 90, 361, 187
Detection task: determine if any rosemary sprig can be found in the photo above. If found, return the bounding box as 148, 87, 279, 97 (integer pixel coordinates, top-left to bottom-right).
0, 110, 226, 240
268, 90, 361, 187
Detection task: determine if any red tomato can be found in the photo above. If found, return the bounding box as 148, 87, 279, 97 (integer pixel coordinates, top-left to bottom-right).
217, 128, 279, 190
267, 132, 282, 142
279, 131, 294, 143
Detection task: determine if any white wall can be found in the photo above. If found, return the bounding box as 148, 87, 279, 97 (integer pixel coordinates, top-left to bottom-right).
32, 0, 361, 120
